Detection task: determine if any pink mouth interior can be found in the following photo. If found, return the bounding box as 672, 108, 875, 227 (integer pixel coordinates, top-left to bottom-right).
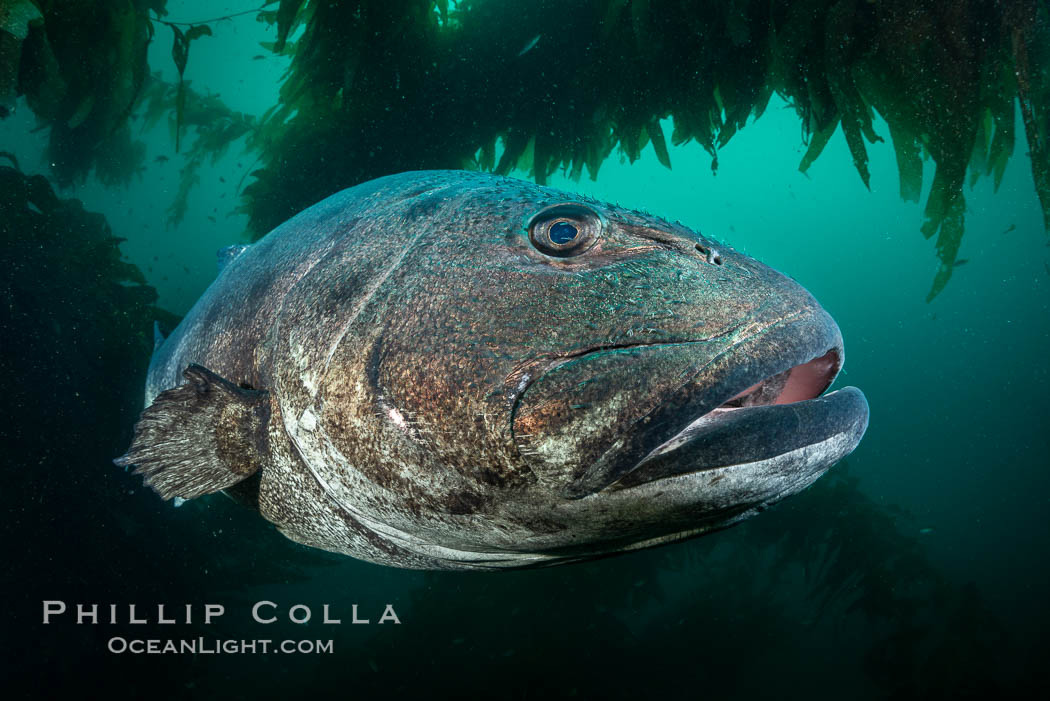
724, 349, 841, 408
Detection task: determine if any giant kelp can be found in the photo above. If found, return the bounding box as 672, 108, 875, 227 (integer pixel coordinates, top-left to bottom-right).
0, 1, 269, 224
242, 0, 1049, 300
137, 73, 258, 226
4, 1, 1047, 298
0, 0, 168, 186
0, 0, 249, 190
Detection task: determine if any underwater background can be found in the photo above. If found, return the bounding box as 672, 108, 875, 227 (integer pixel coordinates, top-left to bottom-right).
2, 1, 1048, 697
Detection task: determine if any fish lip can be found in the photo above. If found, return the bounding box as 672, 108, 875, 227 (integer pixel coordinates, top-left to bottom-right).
608, 386, 869, 490
559, 306, 854, 498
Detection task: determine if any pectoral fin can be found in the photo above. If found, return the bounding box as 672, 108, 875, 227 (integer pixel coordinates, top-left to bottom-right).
114, 365, 271, 501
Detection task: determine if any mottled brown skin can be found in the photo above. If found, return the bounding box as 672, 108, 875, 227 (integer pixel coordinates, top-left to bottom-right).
138, 170, 868, 570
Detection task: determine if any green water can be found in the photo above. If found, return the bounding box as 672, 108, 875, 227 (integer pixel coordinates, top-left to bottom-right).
2, 1, 1048, 697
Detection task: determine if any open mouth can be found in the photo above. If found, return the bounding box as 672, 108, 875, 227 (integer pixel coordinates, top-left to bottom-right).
610, 346, 867, 490
719, 349, 840, 410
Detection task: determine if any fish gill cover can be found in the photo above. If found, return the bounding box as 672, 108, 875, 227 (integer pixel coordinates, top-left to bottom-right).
1, 0, 1048, 299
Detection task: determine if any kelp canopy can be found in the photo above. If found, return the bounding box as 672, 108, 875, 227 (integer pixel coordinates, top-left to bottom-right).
2, 0, 1049, 299
249, 0, 1049, 300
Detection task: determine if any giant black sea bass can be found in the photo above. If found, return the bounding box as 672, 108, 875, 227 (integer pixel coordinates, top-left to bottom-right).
116, 171, 869, 570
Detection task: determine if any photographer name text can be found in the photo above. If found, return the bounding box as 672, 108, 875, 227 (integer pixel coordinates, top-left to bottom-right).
42, 600, 401, 625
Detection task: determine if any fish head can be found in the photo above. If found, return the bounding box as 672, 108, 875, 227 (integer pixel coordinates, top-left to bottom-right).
310, 172, 868, 568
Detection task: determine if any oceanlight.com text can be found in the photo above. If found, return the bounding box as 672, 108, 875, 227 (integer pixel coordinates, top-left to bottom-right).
106, 637, 334, 655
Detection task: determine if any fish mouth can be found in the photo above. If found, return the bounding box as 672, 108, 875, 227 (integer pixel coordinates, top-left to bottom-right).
609, 349, 868, 490
554, 306, 869, 498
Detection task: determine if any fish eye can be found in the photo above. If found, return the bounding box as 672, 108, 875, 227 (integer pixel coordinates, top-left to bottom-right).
526, 203, 602, 257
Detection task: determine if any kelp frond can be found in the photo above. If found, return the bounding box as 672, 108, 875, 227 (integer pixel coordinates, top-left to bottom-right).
1, 0, 162, 186
136, 74, 257, 227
